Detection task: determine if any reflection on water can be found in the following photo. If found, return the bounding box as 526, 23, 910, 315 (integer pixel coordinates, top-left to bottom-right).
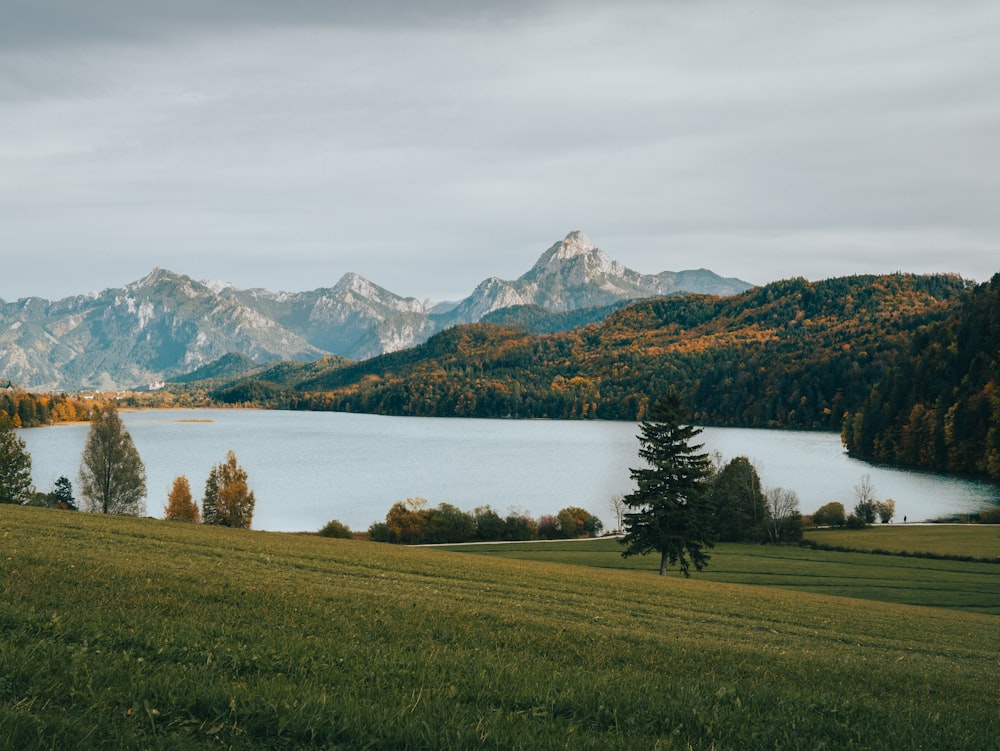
19, 410, 1000, 532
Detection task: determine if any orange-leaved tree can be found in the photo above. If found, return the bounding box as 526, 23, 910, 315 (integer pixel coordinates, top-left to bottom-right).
164, 475, 200, 523
202, 450, 255, 529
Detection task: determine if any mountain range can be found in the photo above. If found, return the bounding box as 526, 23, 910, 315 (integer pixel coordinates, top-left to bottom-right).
0, 231, 750, 391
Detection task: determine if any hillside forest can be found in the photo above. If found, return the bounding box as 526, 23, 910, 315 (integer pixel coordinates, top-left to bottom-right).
6, 273, 1000, 482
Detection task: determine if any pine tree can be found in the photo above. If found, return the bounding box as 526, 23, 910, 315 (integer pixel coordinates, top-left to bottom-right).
51, 476, 76, 510
78, 403, 147, 515
620, 391, 715, 576
165, 475, 200, 522
0, 415, 34, 505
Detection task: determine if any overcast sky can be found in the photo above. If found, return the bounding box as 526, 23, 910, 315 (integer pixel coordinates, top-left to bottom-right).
1, 1, 998, 303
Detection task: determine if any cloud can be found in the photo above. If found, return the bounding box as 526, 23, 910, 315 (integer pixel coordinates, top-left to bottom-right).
1, 1, 998, 301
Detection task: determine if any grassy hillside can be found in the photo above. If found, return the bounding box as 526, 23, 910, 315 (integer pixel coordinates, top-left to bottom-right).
806, 524, 1000, 560
440, 533, 1000, 614
2, 506, 998, 750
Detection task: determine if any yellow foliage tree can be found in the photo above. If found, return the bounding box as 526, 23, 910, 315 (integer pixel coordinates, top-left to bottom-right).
202, 450, 255, 529
164, 475, 200, 523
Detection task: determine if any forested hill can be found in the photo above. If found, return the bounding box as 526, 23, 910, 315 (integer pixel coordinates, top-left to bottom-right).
843, 273, 1000, 481
208, 273, 969, 433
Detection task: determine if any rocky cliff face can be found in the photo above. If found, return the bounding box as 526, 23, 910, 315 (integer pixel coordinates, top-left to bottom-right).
0, 232, 751, 390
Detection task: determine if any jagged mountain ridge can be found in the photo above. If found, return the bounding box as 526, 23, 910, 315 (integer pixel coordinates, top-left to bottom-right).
0, 269, 325, 391
0, 232, 752, 390
220, 272, 438, 361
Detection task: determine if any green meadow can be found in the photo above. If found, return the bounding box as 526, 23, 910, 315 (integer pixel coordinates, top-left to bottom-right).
2, 506, 999, 750
441, 531, 1000, 615
806, 524, 1000, 560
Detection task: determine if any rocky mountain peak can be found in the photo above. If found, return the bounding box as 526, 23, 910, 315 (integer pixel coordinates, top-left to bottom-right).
329, 272, 426, 314
130, 267, 183, 290
333, 272, 371, 296
524, 231, 623, 285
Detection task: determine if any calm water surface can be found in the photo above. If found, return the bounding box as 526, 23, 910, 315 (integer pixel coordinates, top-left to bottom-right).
18, 409, 1000, 532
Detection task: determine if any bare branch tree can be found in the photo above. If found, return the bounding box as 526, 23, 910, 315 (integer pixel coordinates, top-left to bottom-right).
608, 493, 625, 534
765, 487, 802, 543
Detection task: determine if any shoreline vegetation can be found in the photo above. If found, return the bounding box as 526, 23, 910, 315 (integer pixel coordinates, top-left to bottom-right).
2, 504, 998, 749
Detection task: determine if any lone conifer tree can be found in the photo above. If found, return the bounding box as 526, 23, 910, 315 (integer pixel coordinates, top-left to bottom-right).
51, 476, 76, 510
79, 403, 147, 515
621, 391, 715, 576
0, 415, 34, 505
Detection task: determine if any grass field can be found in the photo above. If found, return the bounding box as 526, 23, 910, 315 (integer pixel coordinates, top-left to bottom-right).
2, 506, 999, 750
439, 533, 1000, 615
805, 524, 1000, 560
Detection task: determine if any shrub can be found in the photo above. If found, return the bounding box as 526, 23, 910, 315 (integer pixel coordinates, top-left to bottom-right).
812, 501, 847, 527
846, 512, 868, 529
319, 519, 353, 539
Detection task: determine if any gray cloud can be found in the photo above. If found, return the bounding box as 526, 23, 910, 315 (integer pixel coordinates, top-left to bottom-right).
1, 1, 998, 302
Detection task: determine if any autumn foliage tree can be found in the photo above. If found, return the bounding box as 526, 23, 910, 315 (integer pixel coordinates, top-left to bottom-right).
370, 500, 588, 544
812, 501, 847, 527
165, 475, 200, 523
556, 506, 603, 538
202, 451, 255, 528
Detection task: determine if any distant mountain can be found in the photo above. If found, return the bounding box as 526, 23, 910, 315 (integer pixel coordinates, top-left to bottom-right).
0, 269, 324, 391
169, 352, 262, 384
220, 272, 438, 361
0, 232, 751, 390
445, 231, 749, 321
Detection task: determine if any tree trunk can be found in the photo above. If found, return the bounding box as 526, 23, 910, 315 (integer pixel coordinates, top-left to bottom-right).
659, 550, 667, 576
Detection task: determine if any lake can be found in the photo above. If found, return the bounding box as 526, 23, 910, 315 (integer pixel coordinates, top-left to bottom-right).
18, 409, 1000, 532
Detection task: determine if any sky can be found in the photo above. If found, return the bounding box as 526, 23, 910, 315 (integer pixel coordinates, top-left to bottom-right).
2, 0, 998, 303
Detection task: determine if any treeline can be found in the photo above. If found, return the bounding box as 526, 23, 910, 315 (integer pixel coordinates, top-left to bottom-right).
480, 301, 633, 334
361, 499, 603, 545
206, 273, 968, 432
336, 452, 806, 547
844, 274, 1000, 480
0, 389, 95, 427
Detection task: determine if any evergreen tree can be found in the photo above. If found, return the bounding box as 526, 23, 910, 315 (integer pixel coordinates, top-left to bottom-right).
709, 456, 769, 542
202, 451, 255, 528
620, 391, 715, 576
51, 476, 76, 510
0, 416, 34, 505
78, 403, 147, 515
